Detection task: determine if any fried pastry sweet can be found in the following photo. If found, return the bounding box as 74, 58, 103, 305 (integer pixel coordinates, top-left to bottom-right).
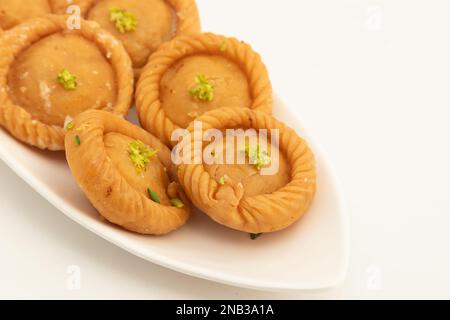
0, 0, 52, 30
65, 109, 191, 235
177, 108, 316, 234
82, 0, 200, 75
136, 33, 273, 146
0, 15, 133, 150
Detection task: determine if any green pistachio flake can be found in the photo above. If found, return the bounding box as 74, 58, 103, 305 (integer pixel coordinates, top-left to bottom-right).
170, 197, 184, 208
250, 233, 262, 240
109, 7, 138, 33
190, 74, 214, 102
65, 121, 74, 131
147, 188, 160, 204
128, 140, 158, 173
75, 135, 81, 146
245, 144, 271, 170
57, 69, 77, 90
218, 175, 226, 185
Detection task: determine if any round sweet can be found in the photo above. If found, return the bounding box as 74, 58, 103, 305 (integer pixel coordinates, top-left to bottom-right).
203, 131, 291, 199
177, 108, 316, 234
136, 33, 273, 146
87, 0, 171, 69
0, 0, 51, 30
8, 33, 117, 127
85, 0, 201, 74
65, 109, 191, 235
0, 15, 134, 150
160, 55, 252, 128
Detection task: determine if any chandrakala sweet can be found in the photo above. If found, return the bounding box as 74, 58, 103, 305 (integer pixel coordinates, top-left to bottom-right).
81, 0, 201, 75
65, 109, 192, 235
0, 15, 134, 150
177, 107, 316, 234
136, 32, 273, 146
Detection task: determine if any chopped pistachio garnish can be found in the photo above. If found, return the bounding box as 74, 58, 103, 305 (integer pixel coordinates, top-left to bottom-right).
211, 149, 216, 157
147, 188, 160, 204
250, 233, 262, 240
128, 140, 158, 173
245, 144, 271, 170
218, 175, 226, 185
65, 121, 74, 131
170, 197, 184, 208
57, 69, 77, 90
109, 7, 138, 33
75, 135, 81, 146
64, 116, 75, 132
190, 74, 214, 102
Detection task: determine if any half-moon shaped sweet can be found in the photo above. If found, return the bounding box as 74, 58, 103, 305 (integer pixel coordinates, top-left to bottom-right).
65, 109, 191, 235
81, 0, 201, 76
136, 33, 273, 146
0, 15, 134, 150
0, 0, 52, 30
177, 107, 316, 234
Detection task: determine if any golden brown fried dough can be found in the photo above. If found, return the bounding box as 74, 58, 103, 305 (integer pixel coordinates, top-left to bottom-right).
65, 109, 191, 235
160, 55, 252, 129
136, 33, 273, 146
8, 33, 117, 127
84, 0, 200, 75
50, 0, 94, 16
203, 131, 291, 199
0, 15, 133, 150
177, 108, 316, 234
0, 0, 51, 30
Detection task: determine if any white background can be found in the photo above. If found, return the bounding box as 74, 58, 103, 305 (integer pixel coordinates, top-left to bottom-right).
1, 0, 450, 299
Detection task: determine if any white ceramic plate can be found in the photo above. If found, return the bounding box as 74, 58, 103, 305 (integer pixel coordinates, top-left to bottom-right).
0, 97, 349, 292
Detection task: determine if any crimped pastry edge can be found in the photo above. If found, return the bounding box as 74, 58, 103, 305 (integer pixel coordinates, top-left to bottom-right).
65, 109, 191, 235
0, 15, 134, 151
135, 32, 273, 147
52, 0, 202, 77
177, 107, 316, 234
